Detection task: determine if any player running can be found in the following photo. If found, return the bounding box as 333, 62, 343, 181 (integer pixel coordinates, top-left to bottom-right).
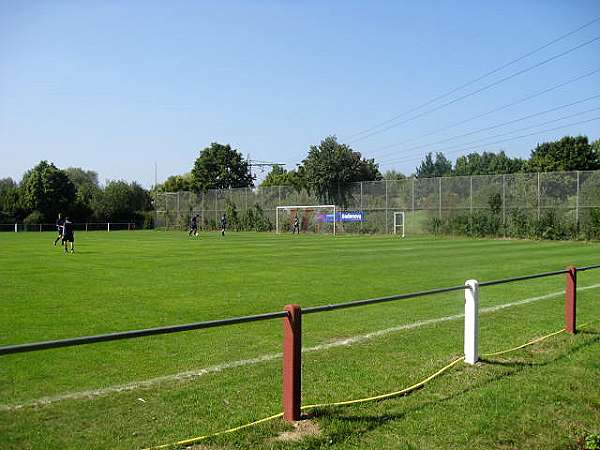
220, 214, 227, 236
53, 213, 64, 246
189, 214, 199, 237
62, 217, 75, 254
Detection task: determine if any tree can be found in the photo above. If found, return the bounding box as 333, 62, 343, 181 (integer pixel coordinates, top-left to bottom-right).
191, 143, 254, 192
20, 161, 77, 221
156, 173, 194, 192
0, 178, 21, 221
453, 151, 526, 176
65, 167, 101, 219
260, 165, 305, 191
415, 152, 452, 178
93, 180, 151, 221
301, 136, 381, 206
383, 169, 406, 180
527, 135, 600, 172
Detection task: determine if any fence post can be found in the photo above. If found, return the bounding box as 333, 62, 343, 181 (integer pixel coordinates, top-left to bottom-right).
565, 267, 577, 334
385, 180, 389, 234
108, 223, 110, 232
537, 172, 541, 220
438, 177, 442, 219
464, 280, 479, 364
14, 223, 17, 233
283, 304, 302, 422
576, 171, 580, 228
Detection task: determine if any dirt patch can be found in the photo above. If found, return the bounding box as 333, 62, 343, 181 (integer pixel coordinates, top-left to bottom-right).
273, 419, 321, 442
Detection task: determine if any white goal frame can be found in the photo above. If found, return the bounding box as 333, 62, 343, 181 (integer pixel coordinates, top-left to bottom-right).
393, 211, 405, 237
276, 205, 336, 236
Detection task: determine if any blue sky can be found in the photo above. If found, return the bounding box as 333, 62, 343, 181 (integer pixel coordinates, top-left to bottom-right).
1, 0, 600, 187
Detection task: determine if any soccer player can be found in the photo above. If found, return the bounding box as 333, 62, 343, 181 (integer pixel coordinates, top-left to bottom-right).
189, 214, 199, 237
220, 214, 227, 236
62, 217, 75, 254
53, 213, 64, 246
293, 215, 300, 234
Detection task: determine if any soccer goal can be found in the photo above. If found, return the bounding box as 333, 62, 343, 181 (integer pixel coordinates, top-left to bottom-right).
393, 211, 405, 237
276, 205, 337, 235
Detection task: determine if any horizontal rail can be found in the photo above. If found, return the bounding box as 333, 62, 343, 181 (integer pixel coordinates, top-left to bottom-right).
1, 263, 598, 356
576, 263, 600, 271
478, 269, 569, 287
0, 311, 287, 356
303, 284, 469, 315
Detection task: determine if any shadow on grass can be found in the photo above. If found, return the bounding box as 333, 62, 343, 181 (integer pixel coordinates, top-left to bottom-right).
302, 334, 600, 447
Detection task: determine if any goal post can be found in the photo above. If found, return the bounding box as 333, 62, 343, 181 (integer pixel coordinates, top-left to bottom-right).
276, 205, 337, 235
393, 211, 405, 237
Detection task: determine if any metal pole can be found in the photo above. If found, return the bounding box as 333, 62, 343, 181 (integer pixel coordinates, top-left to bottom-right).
360, 182, 363, 233
385, 180, 389, 234
502, 174, 506, 231
537, 172, 541, 220
412, 177, 415, 214
576, 171, 580, 227
470, 176, 473, 214
438, 177, 442, 219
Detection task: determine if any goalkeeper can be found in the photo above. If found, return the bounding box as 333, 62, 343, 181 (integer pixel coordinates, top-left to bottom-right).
189, 215, 199, 237
220, 214, 227, 236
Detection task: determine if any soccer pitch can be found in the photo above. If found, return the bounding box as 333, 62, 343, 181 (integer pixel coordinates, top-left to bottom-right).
1, 231, 599, 449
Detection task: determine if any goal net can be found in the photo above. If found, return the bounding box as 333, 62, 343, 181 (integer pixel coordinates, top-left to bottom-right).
276, 205, 337, 235
393, 211, 405, 237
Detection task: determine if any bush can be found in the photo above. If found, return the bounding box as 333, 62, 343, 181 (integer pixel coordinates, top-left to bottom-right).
23, 210, 44, 225
142, 211, 154, 230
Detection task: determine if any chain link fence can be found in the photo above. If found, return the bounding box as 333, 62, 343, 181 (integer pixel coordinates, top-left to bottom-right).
154, 170, 600, 236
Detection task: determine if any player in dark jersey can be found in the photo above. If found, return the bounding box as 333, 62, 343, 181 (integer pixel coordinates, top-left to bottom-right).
293, 216, 300, 234
220, 214, 227, 236
53, 213, 64, 246
62, 217, 75, 254
189, 214, 199, 237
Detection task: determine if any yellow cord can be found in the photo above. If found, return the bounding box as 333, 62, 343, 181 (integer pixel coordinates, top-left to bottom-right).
145, 321, 594, 449
301, 356, 464, 410
482, 321, 591, 358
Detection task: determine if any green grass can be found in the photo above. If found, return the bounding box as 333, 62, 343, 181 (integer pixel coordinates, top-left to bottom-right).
0, 231, 599, 449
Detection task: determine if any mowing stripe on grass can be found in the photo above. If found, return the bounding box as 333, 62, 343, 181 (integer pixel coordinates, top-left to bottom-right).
2, 283, 599, 412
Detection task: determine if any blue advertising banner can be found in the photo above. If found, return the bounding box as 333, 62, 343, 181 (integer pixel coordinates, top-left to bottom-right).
317, 211, 365, 223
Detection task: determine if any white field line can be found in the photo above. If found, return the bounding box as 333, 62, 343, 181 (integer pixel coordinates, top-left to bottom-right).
2, 283, 599, 412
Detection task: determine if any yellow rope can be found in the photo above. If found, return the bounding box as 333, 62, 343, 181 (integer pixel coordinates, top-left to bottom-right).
145, 412, 284, 450
145, 321, 594, 449
301, 356, 464, 409
482, 321, 591, 358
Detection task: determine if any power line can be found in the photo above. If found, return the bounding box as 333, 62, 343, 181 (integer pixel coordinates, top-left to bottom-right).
342, 16, 600, 141
373, 92, 600, 161
368, 67, 600, 156
347, 35, 600, 144
380, 115, 600, 167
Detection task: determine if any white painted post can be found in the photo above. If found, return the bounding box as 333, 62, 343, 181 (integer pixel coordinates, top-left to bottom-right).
464, 279, 479, 365
108, 222, 111, 232
14, 223, 18, 233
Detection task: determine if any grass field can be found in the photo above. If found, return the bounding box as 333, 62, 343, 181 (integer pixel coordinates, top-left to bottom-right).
1, 230, 599, 449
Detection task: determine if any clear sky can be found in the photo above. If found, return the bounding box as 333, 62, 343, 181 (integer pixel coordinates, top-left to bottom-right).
1, 0, 600, 187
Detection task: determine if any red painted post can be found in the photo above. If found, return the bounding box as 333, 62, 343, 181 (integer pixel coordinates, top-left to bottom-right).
565, 266, 577, 334
283, 304, 302, 422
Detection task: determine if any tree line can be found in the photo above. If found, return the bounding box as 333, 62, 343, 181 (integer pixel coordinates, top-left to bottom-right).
1, 134, 598, 224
